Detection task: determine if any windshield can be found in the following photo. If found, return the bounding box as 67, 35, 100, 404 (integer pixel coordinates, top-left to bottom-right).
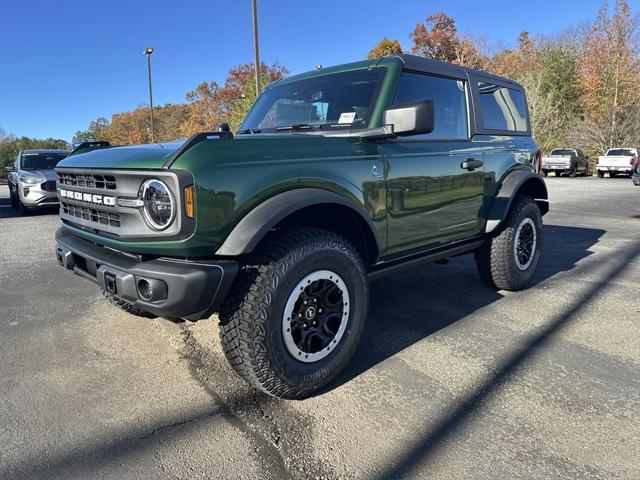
240, 68, 385, 132
550, 149, 574, 156
21, 152, 68, 170
606, 149, 634, 156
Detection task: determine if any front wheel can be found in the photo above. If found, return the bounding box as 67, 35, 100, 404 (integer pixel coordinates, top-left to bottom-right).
475, 196, 543, 291
219, 227, 368, 399
9, 188, 18, 209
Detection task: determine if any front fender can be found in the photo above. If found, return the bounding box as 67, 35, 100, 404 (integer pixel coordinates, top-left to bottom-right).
215, 188, 381, 256
485, 170, 549, 233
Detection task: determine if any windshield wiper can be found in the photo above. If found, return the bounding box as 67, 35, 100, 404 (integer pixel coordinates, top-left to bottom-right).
275, 123, 320, 132
236, 128, 261, 134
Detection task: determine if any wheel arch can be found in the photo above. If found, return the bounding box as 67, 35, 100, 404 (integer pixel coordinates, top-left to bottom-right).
485, 170, 549, 234
215, 188, 381, 263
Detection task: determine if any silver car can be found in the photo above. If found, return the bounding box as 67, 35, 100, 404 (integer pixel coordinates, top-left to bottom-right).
7, 149, 70, 211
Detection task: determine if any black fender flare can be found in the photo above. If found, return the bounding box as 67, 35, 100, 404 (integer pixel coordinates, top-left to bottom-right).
485, 170, 549, 233
215, 188, 381, 257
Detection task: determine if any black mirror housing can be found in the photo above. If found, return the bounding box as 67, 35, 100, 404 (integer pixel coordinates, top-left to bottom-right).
383, 100, 434, 136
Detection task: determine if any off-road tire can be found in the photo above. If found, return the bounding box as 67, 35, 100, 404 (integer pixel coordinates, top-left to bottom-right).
219, 227, 368, 399
103, 291, 157, 318
475, 195, 543, 291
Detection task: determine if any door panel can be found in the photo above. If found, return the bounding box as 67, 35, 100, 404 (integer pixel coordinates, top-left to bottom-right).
381, 139, 485, 256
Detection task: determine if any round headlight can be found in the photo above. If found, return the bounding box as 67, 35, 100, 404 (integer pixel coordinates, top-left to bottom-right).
140, 179, 175, 230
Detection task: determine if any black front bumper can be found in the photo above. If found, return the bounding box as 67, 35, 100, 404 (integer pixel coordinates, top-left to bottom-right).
55, 228, 238, 320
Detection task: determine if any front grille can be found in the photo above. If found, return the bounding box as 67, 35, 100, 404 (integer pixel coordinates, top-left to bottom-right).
41, 180, 57, 192
57, 172, 117, 190
61, 201, 121, 227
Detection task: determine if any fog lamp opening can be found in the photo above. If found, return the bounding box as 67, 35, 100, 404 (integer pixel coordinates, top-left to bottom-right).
136, 277, 168, 302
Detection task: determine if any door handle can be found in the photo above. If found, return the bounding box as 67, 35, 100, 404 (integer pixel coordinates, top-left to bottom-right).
461, 159, 483, 171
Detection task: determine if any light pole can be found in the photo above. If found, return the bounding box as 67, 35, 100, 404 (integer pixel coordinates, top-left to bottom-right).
144, 47, 155, 143
251, 0, 260, 97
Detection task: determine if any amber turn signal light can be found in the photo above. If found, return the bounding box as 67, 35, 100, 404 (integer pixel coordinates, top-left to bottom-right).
184, 185, 194, 218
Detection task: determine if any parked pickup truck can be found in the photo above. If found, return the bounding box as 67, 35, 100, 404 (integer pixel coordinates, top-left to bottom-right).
53, 55, 548, 399
541, 148, 588, 177
596, 148, 638, 178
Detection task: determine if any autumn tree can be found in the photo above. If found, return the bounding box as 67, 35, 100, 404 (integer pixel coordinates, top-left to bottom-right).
182, 62, 288, 134
575, 0, 640, 149
75, 117, 110, 141
180, 81, 223, 136
410, 12, 486, 68
367, 37, 403, 59
411, 12, 458, 61
106, 103, 189, 145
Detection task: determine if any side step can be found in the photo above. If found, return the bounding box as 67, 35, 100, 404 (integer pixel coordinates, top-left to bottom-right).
367, 239, 483, 281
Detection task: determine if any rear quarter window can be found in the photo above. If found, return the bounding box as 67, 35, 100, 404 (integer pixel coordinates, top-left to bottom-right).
477, 82, 528, 132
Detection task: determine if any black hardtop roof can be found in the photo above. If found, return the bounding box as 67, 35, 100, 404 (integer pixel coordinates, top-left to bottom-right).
395, 54, 522, 88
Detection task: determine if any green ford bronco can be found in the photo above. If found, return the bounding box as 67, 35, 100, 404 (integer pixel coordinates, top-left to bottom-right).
54, 55, 548, 399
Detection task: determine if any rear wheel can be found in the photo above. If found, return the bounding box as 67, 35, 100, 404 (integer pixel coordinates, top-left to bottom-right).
219, 227, 368, 399
556, 171, 563, 177
597, 170, 604, 178
610, 172, 617, 178
475, 196, 543, 291
569, 164, 577, 177
541, 170, 548, 177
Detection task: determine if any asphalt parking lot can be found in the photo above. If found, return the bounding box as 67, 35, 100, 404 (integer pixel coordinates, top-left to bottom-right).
1, 176, 639, 479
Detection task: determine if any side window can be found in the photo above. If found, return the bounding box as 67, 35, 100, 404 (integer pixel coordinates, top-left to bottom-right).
477, 82, 528, 132
393, 72, 468, 139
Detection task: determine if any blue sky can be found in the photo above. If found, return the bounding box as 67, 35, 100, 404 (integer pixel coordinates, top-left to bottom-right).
0, 0, 633, 140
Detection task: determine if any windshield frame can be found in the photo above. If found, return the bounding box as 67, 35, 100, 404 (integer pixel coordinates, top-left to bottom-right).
239, 67, 388, 134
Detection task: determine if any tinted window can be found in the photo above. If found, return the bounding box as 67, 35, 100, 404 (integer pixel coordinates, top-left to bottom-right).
393, 72, 467, 139
20, 152, 68, 170
241, 68, 385, 132
606, 149, 634, 156
478, 82, 528, 132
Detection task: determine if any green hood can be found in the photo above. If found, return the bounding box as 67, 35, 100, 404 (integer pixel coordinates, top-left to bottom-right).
57, 142, 183, 170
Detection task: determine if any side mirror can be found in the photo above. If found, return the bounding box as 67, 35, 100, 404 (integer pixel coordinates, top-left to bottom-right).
217, 123, 231, 133
5, 165, 15, 172
383, 100, 434, 136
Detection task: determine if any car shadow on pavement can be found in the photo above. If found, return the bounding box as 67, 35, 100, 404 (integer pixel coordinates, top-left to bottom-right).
328, 224, 605, 394
0, 196, 58, 219
370, 243, 639, 480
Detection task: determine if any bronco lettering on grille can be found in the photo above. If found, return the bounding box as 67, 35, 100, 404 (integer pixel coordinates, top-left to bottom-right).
59, 189, 115, 206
